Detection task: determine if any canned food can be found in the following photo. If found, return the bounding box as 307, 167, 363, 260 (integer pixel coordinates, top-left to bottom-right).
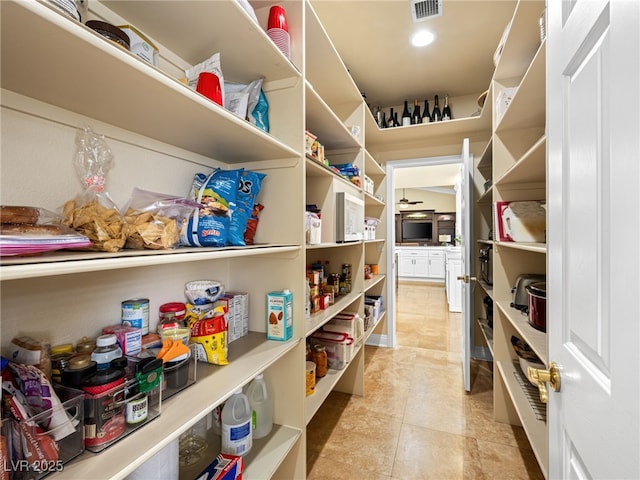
122, 298, 150, 335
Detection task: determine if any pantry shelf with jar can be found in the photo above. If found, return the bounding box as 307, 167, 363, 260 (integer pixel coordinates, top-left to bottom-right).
1, 0, 308, 478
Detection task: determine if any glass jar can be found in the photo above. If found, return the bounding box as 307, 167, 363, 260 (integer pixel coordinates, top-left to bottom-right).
311, 344, 328, 378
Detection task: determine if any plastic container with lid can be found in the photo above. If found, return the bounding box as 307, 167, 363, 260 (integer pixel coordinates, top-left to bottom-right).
245, 374, 273, 439
221, 388, 252, 456
91, 334, 123, 370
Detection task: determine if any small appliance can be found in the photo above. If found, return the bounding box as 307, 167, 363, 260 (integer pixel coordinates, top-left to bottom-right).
336, 192, 364, 242
511, 274, 545, 312
479, 245, 493, 285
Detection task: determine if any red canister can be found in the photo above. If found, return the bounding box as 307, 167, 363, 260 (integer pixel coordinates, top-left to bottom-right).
526, 282, 547, 332
159, 302, 186, 329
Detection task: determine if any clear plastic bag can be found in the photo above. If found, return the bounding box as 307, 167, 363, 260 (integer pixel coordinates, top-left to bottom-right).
63, 126, 126, 252
122, 188, 201, 250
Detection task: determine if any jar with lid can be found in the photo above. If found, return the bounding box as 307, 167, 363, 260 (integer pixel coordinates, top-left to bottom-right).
76, 336, 96, 355
51, 343, 74, 384
91, 334, 123, 370
311, 344, 328, 378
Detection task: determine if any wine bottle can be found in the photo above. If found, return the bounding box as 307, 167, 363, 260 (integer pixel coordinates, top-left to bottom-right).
442, 95, 452, 121
412, 99, 422, 124
387, 108, 396, 128
422, 100, 432, 123
431, 94, 442, 122
401, 100, 411, 126
394, 111, 400, 127
377, 109, 386, 129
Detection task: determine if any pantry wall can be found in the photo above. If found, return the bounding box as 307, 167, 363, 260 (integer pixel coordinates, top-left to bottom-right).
0, 0, 390, 478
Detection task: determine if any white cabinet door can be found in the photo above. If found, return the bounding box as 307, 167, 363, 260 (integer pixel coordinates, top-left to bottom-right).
427, 253, 445, 279
413, 255, 429, 276
447, 258, 462, 312
398, 254, 415, 276
548, 0, 640, 477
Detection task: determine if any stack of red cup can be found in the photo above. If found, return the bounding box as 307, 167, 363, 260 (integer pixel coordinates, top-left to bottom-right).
267, 5, 290, 59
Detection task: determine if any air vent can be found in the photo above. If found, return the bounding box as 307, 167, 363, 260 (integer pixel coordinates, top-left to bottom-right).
410, 0, 443, 22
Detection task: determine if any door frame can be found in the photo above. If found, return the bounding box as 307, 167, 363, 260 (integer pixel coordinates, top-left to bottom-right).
368, 154, 462, 348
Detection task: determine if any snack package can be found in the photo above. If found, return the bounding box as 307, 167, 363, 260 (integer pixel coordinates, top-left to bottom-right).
63, 126, 126, 252
122, 187, 201, 250
251, 89, 270, 132
181, 169, 241, 247
224, 78, 263, 121
227, 170, 266, 246
244, 203, 264, 245
187, 305, 229, 366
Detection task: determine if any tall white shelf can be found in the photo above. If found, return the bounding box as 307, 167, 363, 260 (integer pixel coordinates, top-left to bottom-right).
0, 0, 387, 478
473, 0, 549, 478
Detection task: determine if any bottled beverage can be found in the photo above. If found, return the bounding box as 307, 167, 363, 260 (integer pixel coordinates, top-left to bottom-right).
401, 100, 411, 126
393, 111, 400, 127
431, 94, 442, 122
442, 95, 452, 120
422, 99, 432, 123
221, 388, 252, 456
377, 109, 386, 128
412, 99, 422, 124
387, 108, 396, 128
245, 374, 273, 439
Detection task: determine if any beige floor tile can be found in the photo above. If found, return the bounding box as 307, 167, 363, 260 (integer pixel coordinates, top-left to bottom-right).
391, 423, 484, 480
306, 281, 544, 480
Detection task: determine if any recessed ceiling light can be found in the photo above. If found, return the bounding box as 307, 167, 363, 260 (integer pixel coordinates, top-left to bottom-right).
411, 30, 435, 47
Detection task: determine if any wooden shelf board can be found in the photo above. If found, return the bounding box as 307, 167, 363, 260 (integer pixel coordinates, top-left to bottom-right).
495, 135, 546, 186
496, 299, 547, 363
477, 318, 495, 357
0, 245, 300, 281
305, 290, 361, 337
496, 360, 549, 478
364, 274, 386, 292
306, 83, 362, 150
494, 241, 546, 254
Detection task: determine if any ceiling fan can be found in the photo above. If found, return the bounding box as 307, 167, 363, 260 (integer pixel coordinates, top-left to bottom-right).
397, 188, 424, 207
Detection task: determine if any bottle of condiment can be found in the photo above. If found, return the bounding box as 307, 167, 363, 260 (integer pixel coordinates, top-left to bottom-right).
312, 344, 328, 378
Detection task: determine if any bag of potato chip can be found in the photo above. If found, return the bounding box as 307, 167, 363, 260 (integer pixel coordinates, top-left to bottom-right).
181, 169, 241, 247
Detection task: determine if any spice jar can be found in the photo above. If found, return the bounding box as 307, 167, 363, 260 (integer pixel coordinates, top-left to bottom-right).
311, 344, 328, 378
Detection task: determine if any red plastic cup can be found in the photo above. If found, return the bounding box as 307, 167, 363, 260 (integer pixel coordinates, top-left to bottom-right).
196, 72, 222, 106
268, 5, 288, 32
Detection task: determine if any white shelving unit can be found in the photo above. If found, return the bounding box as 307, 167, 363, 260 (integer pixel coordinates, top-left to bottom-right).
472, 0, 549, 477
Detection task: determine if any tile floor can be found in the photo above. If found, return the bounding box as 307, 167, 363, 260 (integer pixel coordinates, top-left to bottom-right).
306, 281, 545, 479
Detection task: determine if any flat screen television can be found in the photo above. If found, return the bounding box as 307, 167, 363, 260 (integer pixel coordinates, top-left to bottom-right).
402, 221, 433, 241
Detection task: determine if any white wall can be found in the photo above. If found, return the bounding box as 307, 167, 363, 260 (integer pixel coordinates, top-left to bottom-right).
394, 188, 456, 214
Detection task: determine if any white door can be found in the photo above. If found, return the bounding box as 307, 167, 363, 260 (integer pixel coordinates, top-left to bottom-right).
459, 138, 473, 392
547, 0, 639, 478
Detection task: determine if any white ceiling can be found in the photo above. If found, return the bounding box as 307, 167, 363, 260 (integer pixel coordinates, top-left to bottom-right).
312, 0, 516, 189
311, 0, 517, 108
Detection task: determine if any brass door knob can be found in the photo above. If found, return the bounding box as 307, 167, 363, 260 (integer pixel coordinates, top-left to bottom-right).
528, 362, 561, 404
456, 275, 477, 283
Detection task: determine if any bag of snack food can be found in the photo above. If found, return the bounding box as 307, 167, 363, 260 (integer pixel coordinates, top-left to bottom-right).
122, 188, 201, 250
227, 170, 266, 246
181, 169, 241, 247
62, 126, 126, 252
244, 203, 264, 245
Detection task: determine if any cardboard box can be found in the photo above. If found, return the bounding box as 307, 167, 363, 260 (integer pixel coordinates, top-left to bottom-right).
266, 290, 293, 341
118, 25, 159, 66
195, 453, 243, 480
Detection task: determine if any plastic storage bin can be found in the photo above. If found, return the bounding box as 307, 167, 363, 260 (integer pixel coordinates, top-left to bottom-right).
309, 331, 354, 370
4, 388, 84, 480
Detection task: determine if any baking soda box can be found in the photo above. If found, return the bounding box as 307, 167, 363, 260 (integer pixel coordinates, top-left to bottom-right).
266, 290, 293, 341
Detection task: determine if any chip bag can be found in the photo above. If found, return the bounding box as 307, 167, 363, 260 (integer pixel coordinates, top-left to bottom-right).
188, 305, 229, 366
181, 169, 241, 247
227, 170, 266, 246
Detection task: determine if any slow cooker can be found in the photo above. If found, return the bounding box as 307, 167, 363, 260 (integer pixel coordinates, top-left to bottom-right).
526, 281, 546, 331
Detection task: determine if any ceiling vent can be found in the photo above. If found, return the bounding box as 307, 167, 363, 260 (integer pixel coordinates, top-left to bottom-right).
410, 0, 443, 22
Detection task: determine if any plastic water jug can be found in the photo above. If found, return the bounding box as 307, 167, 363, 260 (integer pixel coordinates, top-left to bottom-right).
245, 374, 273, 439
221, 388, 252, 456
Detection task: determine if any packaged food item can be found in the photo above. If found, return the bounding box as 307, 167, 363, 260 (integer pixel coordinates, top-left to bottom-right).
181, 169, 241, 247
9, 335, 52, 381
244, 203, 264, 245
63, 126, 126, 252
266, 290, 293, 341
189, 307, 229, 366
227, 170, 266, 246
117, 24, 159, 66
122, 188, 200, 250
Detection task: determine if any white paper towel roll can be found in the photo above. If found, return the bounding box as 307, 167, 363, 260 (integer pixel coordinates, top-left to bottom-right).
125, 438, 179, 480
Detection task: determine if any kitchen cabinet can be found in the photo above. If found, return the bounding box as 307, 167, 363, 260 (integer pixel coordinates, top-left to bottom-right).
473, 1, 548, 477
0, 0, 388, 478
396, 247, 445, 280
